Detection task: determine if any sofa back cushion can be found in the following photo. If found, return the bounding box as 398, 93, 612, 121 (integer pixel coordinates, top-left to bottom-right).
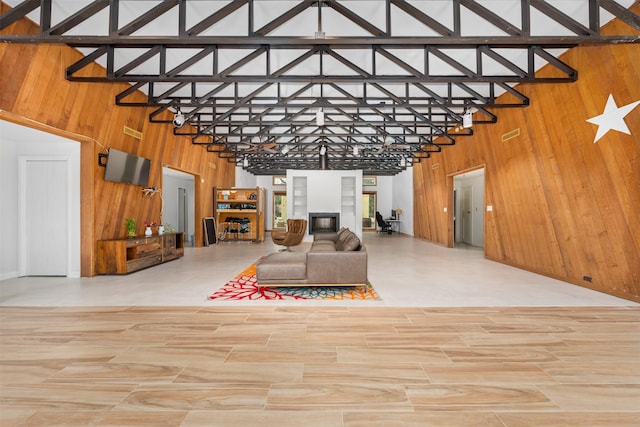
336, 227, 349, 240
335, 228, 350, 246
337, 231, 361, 251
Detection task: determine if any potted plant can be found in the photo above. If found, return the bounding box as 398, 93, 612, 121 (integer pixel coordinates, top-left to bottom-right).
125, 218, 136, 238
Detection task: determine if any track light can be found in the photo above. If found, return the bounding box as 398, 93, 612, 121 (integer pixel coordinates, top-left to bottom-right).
353, 145, 359, 156
173, 108, 185, 128
462, 110, 473, 129
243, 157, 249, 168
316, 109, 325, 126
319, 145, 328, 170
281, 145, 290, 155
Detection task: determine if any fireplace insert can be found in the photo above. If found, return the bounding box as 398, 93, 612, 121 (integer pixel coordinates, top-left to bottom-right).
308, 212, 340, 234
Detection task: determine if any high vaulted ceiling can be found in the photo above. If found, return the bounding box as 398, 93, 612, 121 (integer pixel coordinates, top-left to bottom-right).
2, 0, 639, 175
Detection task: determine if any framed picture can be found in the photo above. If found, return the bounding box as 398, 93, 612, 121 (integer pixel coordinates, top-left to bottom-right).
203, 217, 216, 245
272, 176, 286, 186
363, 176, 377, 186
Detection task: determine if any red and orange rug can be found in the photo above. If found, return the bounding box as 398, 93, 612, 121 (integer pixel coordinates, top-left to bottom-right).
208, 262, 380, 301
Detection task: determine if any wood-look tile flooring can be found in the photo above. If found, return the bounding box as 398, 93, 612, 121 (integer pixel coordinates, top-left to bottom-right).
1, 306, 639, 426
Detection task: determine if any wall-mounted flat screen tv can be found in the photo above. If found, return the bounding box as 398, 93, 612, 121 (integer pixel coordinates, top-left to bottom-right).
104, 148, 151, 186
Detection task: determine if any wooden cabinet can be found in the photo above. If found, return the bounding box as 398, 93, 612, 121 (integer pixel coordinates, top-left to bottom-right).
96, 233, 184, 274
214, 187, 265, 242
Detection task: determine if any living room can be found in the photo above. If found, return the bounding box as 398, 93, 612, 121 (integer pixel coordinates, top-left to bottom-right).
1, 2, 639, 424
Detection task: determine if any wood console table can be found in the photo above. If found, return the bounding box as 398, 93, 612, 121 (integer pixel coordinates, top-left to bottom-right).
96, 232, 184, 274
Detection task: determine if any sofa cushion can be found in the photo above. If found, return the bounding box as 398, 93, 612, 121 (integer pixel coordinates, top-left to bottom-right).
336, 227, 349, 238
339, 232, 361, 251
311, 240, 337, 252
336, 229, 352, 248
257, 252, 307, 281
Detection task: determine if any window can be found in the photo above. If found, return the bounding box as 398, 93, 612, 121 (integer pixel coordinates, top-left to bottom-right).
272, 191, 287, 229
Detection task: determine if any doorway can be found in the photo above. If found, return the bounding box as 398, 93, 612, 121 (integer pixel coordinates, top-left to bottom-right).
362, 192, 377, 231
453, 168, 485, 247
162, 167, 195, 246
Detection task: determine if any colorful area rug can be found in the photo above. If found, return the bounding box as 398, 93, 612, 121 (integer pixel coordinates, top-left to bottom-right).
208, 262, 380, 301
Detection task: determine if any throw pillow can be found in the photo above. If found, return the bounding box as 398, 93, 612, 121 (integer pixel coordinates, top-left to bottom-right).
336, 228, 351, 246
340, 233, 361, 251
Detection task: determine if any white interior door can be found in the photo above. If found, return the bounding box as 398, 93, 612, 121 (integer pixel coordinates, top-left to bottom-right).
23, 158, 68, 276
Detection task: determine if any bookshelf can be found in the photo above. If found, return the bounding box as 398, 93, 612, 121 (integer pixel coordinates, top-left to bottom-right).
213, 187, 265, 242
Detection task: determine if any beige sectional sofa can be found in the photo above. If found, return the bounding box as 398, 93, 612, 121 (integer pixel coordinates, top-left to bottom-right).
256, 228, 368, 286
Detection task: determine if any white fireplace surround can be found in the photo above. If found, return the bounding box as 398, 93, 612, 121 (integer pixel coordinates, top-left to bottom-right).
286, 169, 363, 241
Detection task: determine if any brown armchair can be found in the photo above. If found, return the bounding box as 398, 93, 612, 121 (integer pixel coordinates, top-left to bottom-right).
271, 219, 307, 251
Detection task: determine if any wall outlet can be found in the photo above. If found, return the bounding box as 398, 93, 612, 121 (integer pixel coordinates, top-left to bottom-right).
583, 276, 592, 282
487, 205, 493, 211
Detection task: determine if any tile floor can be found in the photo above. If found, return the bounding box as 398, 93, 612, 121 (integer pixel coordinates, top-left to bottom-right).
1, 233, 639, 426
0, 232, 634, 307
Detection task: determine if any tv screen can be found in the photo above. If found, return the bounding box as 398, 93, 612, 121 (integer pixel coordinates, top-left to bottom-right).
104, 148, 150, 186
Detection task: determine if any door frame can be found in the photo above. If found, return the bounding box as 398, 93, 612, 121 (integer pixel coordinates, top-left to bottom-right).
448, 165, 486, 249
2, 112, 94, 276
162, 166, 197, 246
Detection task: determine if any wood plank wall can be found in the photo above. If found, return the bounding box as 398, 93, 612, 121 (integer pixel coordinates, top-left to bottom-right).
0, 4, 235, 276
413, 9, 640, 302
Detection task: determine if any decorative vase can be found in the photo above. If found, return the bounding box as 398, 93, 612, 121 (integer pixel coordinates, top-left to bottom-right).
127, 230, 136, 238
158, 225, 164, 235
145, 226, 152, 236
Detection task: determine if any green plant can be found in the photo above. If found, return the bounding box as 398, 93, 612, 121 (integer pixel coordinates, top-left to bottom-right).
125, 218, 136, 237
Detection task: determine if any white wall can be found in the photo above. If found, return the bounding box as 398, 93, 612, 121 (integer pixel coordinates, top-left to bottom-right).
235, 168, 257, 188
287, 169, 363, 241
392, 168, 414, 236
235, 166, 415, 236
1, 121, 81, 280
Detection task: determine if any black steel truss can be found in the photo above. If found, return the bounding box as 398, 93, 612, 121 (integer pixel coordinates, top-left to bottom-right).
2, 0, 639, 175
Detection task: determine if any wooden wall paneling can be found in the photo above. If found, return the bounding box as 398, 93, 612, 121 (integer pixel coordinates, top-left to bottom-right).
1, 10, 235, 276
80, 139, 96, 276
412, 162, 429, 240
413, 9, 640, 301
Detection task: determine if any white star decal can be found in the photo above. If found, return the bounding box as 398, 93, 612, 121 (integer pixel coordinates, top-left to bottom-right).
586, 94, 640, 143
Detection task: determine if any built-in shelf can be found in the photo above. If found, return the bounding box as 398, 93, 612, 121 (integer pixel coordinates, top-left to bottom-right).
292, 176, 307, 218
214, 187, 265, 242
341, 176, 356, 215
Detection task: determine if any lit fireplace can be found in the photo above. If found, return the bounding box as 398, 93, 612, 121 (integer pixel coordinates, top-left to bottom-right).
308, 212, 340, 234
